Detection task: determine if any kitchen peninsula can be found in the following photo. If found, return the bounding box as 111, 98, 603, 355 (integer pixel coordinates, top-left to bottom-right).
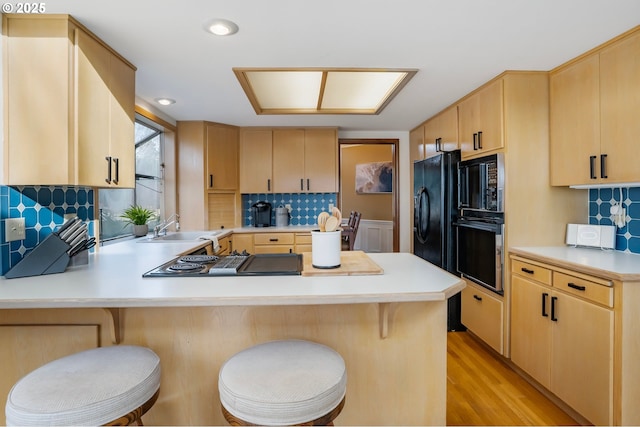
0, 237, 464, 426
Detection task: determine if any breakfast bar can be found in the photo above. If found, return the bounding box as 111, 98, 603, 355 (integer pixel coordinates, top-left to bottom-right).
0, 237, 465, 426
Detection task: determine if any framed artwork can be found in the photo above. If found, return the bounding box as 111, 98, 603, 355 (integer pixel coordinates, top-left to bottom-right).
355, 161, 393, 193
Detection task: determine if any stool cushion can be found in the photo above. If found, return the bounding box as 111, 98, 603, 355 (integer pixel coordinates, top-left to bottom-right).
219, 340, 346, 426
5, 345, 161, 426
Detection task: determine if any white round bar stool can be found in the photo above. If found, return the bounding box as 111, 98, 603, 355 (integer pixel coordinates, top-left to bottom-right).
218, 340, 347, 426
5, 345, 161, 426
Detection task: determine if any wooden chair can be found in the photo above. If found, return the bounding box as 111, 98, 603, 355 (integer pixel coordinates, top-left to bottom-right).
341, 211, 361, 251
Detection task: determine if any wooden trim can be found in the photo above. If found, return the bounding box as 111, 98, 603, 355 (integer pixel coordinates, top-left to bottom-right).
550, 24, 640, 74
103, 308, 121, 344
3, 13, 136, 70
135, 105, 176, 132
338, 138, 400, 252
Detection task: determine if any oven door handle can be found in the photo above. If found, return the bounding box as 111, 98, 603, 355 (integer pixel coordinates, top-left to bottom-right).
453, 219, 502, 233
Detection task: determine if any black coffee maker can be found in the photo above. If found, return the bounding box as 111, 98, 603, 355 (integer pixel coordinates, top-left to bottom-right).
251, 201, 272, 227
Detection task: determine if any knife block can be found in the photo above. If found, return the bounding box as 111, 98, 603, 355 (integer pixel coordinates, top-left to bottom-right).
4, 233, 71, 279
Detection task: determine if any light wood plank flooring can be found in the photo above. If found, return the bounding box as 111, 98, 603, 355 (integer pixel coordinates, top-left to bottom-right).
447, 331, 582, 426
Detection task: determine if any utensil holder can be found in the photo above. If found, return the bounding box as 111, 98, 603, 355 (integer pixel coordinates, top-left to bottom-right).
4, 234, 71, 279
311, 230, 341, 269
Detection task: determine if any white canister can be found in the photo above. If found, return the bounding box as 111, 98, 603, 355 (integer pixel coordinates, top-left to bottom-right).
311, 230, 341, 268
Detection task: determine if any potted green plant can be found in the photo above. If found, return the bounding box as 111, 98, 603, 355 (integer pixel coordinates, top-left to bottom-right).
120, 205, 157, 237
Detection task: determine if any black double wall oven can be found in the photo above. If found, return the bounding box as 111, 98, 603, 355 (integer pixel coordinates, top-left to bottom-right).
454, 153, 504, 294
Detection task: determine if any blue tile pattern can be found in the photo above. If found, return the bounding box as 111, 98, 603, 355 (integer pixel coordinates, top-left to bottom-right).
241, 193, 337, 227
0, 185, 95, 275
588, 187, 640, 254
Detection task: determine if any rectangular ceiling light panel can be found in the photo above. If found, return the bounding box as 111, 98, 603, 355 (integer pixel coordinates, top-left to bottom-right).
321, 71, 407, 111
245, 71, 322, 110
235, 68, 416, 115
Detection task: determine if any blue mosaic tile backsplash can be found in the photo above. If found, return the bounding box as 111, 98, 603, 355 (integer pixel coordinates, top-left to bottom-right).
241, 193, 337, 227
0, 185, 95, 275
588, 187, 640, 254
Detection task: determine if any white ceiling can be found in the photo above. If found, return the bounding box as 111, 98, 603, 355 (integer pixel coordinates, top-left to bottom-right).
42, 0, 640, 131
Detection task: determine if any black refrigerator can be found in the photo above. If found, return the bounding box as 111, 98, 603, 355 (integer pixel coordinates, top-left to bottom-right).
413, 150, 464, 331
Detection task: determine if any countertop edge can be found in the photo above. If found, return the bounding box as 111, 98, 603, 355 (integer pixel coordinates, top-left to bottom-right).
509, 247, 640, 282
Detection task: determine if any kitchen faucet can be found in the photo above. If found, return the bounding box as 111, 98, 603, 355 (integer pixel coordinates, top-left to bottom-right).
154, 213, 180, 237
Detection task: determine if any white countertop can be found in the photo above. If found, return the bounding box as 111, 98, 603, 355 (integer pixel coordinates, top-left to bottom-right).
0, 235, 465, 309
510, 246, 640, 282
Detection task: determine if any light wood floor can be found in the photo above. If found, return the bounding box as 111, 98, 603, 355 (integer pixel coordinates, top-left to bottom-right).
447, 331, 582, 426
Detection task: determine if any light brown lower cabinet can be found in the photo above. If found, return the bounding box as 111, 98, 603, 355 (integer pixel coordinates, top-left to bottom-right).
461, 279, 504, 354
232, 232, 311, 255
510, 257, 613, 426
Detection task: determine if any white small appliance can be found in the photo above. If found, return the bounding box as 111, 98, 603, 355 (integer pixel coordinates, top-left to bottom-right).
566, 224, 616, 249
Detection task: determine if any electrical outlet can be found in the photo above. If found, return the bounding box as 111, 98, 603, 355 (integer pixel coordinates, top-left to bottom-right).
285, 204, 292, 212
329, 203, 334, 211
5, 218, 26, 242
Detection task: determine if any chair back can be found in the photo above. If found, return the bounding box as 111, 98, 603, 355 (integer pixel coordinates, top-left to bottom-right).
346, 211, 362, 251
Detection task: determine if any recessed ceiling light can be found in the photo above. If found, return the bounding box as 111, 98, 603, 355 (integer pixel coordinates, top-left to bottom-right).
155, 98, 175, 106
204, 19, 239, 36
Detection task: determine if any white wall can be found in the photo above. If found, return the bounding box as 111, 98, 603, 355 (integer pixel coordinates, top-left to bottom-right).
338, 130, 411, 253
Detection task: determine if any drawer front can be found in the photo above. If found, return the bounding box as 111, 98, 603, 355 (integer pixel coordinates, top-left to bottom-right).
294, 244, 312, 253
553, 271, 613, 307
461, 282, 504, 354
253, 245, 293, 254
295, 234, 312, 244
254, 233, 294, 245
511, 259, 552, 286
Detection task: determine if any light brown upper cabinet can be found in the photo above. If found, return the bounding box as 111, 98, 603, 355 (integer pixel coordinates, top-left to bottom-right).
240, 128, 337, 194
409, 125, 426, 163
423, 106, 459, 158
206, 124, 239, 190
458, 79, 504, 159
2, 14, 136, 187
302, 128, 338, 193
239, 129, 274, 193
550, 28, 640, 186
177, 121, 240, 230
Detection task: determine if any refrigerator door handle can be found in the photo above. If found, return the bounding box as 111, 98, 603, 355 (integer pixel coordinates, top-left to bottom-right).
415, 187, 429, 244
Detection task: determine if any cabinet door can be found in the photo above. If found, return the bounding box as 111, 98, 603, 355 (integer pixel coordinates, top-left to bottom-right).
423, 117, 440, 159
437, 106, 459, 152
476, 79, 503, 153
76, 29, 111, 187
510, 275, 552, 389
550, 291, 613, 426
304, 128, 337, 192
207, 124, 239, 190
108, 52, 135, 188
458, 93, 480, 158
240, 130, 273, 193
409, 126, 425, 162
232, 234, 254, 254
549, 55, 600, 186
460, 281, 503, 354
459, 79, 503, 158
600, 31, 640, 184
3, 16, 73, 185
273, 129, 305, 193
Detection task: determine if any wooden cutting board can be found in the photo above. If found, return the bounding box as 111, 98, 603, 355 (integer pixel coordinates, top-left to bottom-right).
301, 251, 384, 276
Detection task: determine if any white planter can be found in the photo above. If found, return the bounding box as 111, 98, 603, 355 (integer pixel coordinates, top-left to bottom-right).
133, 224, 149, 237
311, 230, 341, 268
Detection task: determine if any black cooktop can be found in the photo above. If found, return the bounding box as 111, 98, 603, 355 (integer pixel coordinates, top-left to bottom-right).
142, 252, 302, 278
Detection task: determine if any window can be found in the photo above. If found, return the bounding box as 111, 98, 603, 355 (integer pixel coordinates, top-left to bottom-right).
99, 117, 164, 241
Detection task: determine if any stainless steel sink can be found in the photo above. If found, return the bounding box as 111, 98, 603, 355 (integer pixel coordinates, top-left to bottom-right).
137, 230, 222, 243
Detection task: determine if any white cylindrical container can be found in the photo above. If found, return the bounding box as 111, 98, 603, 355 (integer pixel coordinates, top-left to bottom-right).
311, 230, 341, 268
